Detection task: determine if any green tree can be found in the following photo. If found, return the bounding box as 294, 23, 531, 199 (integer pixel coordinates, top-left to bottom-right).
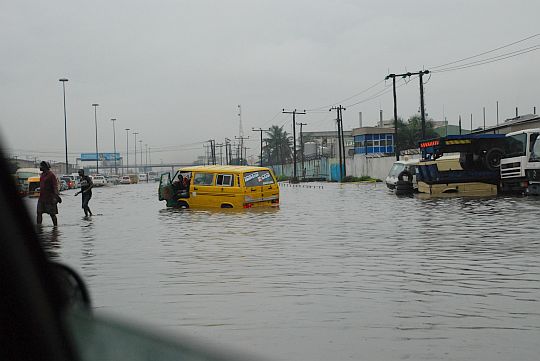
397, 115, 438, 150
263, 125, 292, 165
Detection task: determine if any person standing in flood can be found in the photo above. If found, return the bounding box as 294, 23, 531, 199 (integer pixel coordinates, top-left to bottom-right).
75, 169, 93, 217
37, 161, 59, 226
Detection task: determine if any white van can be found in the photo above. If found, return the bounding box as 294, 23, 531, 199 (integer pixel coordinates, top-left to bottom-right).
138, 173, 148, 182
385, 159, 419, 190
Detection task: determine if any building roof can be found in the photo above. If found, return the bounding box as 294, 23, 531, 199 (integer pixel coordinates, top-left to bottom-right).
473, 114, 540, 134
302, 130, 353, 138
351, 126, 395, 136
177, 165, 272, 173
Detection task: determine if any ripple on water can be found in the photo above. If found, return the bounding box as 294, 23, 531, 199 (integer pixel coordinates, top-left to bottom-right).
29, 182, 540, 361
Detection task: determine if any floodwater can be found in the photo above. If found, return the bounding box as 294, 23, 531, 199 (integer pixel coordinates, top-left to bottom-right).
28, 182, 540, 361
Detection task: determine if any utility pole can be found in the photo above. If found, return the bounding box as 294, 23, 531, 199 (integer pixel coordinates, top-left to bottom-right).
330, 106, 346, 181
207, 139, 216, 165
339, 107, 346, 178
225, 138, 231, 165
111, 118, 117, 174
459, 115, 462, 135
252, 128, 269, 167
59, 78, 69, 174
297, 122, 307, 179
386, 69, 430, 160
282, 109, 306, 182
470, 114, 473, 133
385, 74, 399, 160
216, 143, 224, 165
125, 128, 130, 174
418, 70, 429, 139
235, 136, 249, 165
483, 107, 486, 130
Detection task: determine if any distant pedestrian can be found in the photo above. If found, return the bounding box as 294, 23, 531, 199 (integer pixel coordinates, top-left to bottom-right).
37, 161, 60, 226
75, 169, 93, 217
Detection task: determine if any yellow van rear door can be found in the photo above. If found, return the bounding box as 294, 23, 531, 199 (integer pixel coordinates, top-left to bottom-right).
243, 170, 278, 204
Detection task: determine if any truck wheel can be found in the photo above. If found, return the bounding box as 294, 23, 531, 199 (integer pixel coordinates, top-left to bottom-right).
459, 153, 474, 170
397, 170, 413, 182
484, 148, 504, 171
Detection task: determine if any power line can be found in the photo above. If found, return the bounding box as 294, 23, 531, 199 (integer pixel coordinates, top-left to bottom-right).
432, 44, 540, 73
430, 33, 539, 69
344, 77, 414, 108
306, 79, 386, 111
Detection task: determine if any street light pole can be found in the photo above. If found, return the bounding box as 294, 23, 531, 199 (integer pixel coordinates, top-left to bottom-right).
92, 103, 100, 174
125, 128, 130, 174
133, 132, 139, 172
111, 119, 117, 175
138, 140, 143, 171
145, 144, 148, 172
59, 78, 69, 174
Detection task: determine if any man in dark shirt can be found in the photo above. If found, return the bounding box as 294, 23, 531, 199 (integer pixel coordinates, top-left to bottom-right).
75, 169, 93, 217
37, 161, 59, 226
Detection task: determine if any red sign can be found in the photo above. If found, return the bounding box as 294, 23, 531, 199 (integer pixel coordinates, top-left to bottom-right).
419, 140, 439, 148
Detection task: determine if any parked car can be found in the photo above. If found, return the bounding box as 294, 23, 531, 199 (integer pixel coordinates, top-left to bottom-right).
106, 174, 120, 185
90, 174, 107, 187
385, 158, 419, 190
60, 175, 78, 189
59, 179, 69, 191
119, 175, 132, 184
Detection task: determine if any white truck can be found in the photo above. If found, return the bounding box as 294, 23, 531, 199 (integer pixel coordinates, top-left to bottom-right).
500, 128, 540, 195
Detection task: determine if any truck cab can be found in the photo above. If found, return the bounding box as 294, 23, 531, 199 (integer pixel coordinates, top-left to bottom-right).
500, 128, 540, 195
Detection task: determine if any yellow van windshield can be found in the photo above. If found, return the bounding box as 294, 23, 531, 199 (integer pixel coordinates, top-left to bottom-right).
244, 170, 274, 187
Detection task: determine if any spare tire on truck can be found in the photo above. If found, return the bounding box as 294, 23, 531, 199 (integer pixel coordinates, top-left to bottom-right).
483, 148, 504, 171
395, 170, 414, 195
459, 153, 474, 170
397, 170, 413, 182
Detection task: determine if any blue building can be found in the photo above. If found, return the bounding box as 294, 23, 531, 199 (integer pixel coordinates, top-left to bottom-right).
352, 127, 395, 155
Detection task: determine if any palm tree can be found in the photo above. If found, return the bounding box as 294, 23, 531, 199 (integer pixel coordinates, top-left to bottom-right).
263, 125, 292, 165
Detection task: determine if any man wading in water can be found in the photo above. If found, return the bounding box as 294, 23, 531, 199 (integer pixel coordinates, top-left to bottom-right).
75, 169, 93, 217
37, 161, 60, 226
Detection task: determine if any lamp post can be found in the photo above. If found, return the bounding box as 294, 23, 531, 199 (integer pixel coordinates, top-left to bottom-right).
133, 132, 139, 172
145, 144, 148, 172
125, 128, 130, 174
92, 103, 100, 174
138, 140, 143, 172
59, 78, 69, 174
111, 118, 117, 174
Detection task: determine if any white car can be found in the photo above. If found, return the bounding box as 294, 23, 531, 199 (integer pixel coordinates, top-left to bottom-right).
119, 175, 131, 184
385, 159, 419, 190
138, 173, 148, 182
90, 175, 107, 187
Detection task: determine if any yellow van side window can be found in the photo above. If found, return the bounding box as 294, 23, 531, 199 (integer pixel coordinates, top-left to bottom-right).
216, 174, 233, 186
193, 173, 214, 185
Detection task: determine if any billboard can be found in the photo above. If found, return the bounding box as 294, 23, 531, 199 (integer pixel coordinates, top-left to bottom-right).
80, 153, 121, 161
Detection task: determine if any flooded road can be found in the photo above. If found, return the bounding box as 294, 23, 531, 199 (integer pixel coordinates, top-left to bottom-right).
29, 182, 540, 361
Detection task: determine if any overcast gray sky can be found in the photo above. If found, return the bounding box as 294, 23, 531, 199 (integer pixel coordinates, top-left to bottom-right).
1, 0, 539, 164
